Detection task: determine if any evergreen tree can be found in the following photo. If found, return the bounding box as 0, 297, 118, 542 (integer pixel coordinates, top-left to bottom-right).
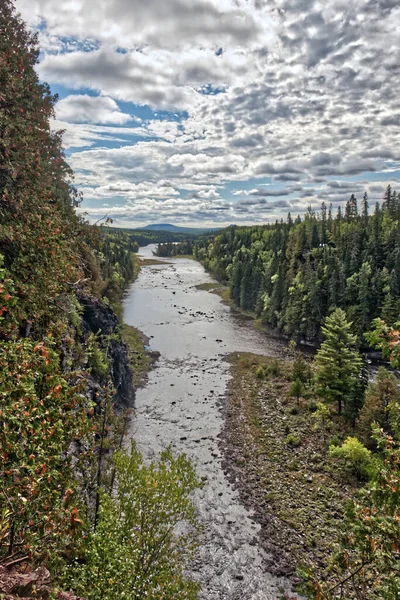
315, 308, 362, 415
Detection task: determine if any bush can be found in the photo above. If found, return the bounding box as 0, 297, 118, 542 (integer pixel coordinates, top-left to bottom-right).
256, 366, 265, 379
266, 359, 281, 377
328, 435, 341, 448
290, 406, 299, 415
329, 436, 371, 478
286, 434, 301, 447
65, 442, 201, 600
87, 333, 110, 380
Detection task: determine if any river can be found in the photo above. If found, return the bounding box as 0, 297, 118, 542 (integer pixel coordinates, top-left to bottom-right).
123, 245, 297, 600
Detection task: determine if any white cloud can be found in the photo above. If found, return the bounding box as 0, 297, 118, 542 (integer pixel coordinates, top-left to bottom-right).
56, 95, 133, 125
14, 0, 400, 224
16, 0, 271, 49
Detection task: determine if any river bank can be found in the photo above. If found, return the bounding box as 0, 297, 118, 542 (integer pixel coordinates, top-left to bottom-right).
220, 353, 360, 592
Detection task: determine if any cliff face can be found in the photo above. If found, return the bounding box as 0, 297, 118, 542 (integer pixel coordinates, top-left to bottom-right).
80, 294, 134, 408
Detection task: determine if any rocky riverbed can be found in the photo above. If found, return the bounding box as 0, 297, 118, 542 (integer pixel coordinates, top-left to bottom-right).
123, 245, 300, 600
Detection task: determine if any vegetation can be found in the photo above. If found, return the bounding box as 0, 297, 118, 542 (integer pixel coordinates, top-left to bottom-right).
190, 192, 400, 342
0, 4, 200, 598
155, 240, 197, 257
223, 345, 400, 600
65, 443, 201, 600
1, 2, 399, 599
314, 309, 362, 416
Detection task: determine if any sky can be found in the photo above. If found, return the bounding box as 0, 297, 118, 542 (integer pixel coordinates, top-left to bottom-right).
15, 0, 400, 228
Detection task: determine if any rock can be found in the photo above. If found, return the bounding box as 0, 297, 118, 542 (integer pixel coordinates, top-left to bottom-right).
9, 566, 51, 597
79, 293, 134, 408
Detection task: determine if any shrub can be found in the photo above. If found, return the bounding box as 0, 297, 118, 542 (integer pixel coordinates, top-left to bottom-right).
266, 359, 281, 377
286, 434, 301, 447
87, 333, 110, 380
328, 435, 341, 448
256, 366, 265, 379
289, 378, 304, 405
329, 436, 371, 478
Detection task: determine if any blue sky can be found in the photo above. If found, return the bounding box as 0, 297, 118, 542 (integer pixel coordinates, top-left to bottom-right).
16, 0, 400, 228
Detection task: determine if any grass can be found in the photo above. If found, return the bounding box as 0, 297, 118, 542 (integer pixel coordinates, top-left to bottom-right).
223, 353, 359, 587
195, 281, 233, 305
139, 258, 171, 266
120, 323, 152, 387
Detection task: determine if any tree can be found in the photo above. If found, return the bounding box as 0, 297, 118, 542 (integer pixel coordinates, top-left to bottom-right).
358, 367, 400, 447
315, 308, 362, 415
309, 411, 400, 600
289, 378, 304, 406
66, 443, 201, 600
311, 402, 331, 444
0, 0, 86, 336
365, 318, 400, 368
345, 354, 368, 428
292, 351, 311, 384
0, 337, 92, 560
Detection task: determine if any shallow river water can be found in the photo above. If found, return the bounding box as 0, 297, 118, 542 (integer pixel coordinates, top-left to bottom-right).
123, 245, 296, 599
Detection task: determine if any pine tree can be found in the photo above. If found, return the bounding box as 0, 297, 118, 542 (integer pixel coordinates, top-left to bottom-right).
315, 308, 362, 415
361, 192, 369, 223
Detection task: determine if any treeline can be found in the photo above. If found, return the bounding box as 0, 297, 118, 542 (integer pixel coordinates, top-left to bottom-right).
0, 3, 200, 598
121, 228, 200, 247
155, 239, 195, 257
193, 192, 400, 341
97, 228, 140, 304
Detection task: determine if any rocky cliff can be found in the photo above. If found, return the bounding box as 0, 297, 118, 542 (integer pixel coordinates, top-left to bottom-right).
80, 294, 134, 408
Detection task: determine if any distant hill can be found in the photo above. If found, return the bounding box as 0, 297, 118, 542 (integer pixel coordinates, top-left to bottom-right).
139, 223, 220, 235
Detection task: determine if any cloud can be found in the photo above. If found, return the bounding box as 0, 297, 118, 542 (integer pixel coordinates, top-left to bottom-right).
14, 0, 400, 225
17, 0, 269, 49
56, 95, 133, 125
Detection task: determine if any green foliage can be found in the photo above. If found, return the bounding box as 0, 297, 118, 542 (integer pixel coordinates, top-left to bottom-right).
289, 378, 304, 404
265, 359, 281, 377
0, 338, 92, 560
87, 333, 110, 380
365, 317, 400, 368
97, 228, 140, 305
358, 367, 400, 447
292, 352, 312, 383
66, 443, 201, 600
329, 437, 371, 478
315, 309, 362, 415
328, 435, 341, 448
286, 433, 301, 447
311, 402, 331, 443
156, 239, 195, 257
309, 412, 400, 599
192, 188, 400, 341
255, 366, 265, 379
